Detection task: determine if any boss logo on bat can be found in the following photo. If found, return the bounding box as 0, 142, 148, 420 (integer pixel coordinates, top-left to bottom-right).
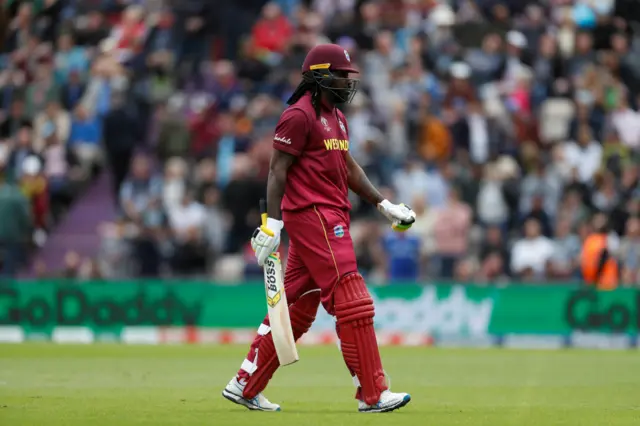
265, 255, 282, 308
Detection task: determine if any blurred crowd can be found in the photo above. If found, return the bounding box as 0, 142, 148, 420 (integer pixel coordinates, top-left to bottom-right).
1, 0, 639, 287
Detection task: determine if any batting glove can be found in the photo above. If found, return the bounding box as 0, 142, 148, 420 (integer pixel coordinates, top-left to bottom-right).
251, 217, 284, 266
377, 199, 416, 232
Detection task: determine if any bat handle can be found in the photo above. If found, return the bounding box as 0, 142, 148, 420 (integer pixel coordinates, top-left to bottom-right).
259, 198, 267, 227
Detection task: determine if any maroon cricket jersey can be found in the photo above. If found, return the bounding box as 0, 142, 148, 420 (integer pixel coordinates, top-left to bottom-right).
273, 92, 351, 212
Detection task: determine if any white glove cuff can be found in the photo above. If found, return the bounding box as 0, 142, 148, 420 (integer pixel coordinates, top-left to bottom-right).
378, 199, 393, 213
266, 217, 284, 233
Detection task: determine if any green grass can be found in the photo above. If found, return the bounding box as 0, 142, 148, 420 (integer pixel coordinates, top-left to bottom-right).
0, 344, 639, 425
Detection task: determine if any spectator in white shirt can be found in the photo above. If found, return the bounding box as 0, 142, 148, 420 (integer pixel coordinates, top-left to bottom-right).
563, 125, 603, 183
33, 101, 71, 153
168, 190, 208, 275
392, 159, 431, 208
168, 190, 206, 243
162, 157, 187, 213
510, 218, 555, 280
611, 97, 640, 149
477, 164, 509, 227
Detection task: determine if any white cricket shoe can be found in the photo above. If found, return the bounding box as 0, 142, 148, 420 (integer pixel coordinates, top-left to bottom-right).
358, 390, 411, 413
222, 377, 281, 412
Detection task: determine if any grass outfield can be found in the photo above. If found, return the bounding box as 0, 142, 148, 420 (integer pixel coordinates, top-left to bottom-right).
0, 344, 639, 425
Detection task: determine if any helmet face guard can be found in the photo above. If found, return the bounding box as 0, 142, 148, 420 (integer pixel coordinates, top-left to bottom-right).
309, 69, 360, 104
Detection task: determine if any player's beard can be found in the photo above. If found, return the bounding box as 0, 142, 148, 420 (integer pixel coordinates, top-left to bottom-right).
325, 81, 359, 105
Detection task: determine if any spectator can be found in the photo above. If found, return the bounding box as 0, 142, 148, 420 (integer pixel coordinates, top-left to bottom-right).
103, 94, 139, 202
7, 126, 37, 181
144, 10, 176, 55
189, 101, 219, 158
392, 159, 430, 208
466, 102, 491, 165
251, 3, 293, 57
568, 31, 596, 77
19, 155, 48, 233
477, 164, 509, 229
173, 0, 210, 75
33, 100, 71, 152
479, 225, 510, 279
119, 154, 163, 221
432, 188, 472, 279
418, 97, 452, 164
502, 31, 530, 87
132, 196, 168, 278
380, 225, 421, 282
73, 11, 110, 47
620, 217, 640, 286
510, 218, 555, 280
60, 70, 87, 111
222, 154, 264, 253
548, 216, 581, 280
202, 60, 244, 113
520, 159, 563, 219
169, 190, 208, 276
465, 33, 503, 87
592, 171, 621, 213
26, 63, 60, 119
0, 70, 27, 115
610, 96, 640, 149
0, 98, 31, 140
79, 257, 104, 280
0, 171, 32, 277
581, 213, 620, 290
162, 157, 188, 213
110, 5, 147, 61
601, 128, 631, 179
68, 106, 102, 173
563, 125, 603, 184
80, 55, 129, 119
407, 195, 437, 261
41, 125, 81, 220
57, 250, 82, 279
155, 102, 191, 163
522, 194, 553, 238
202, 186, 228, 263
54, 33, 89, 85
531, 33, 564, 99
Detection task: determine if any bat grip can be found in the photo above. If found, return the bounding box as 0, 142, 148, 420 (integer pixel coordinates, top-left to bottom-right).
259, 198, 267, 227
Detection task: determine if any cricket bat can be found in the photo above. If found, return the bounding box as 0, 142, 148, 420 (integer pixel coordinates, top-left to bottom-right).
260, 199, 299, 366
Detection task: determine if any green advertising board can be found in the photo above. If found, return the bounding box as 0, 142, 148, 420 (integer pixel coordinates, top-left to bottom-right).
0, 281, 638, 336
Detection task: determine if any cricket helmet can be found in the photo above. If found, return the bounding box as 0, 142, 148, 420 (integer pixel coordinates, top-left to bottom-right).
301, 43, 359, 104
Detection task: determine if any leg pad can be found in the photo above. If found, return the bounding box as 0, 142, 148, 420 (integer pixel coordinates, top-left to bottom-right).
334, 273, 387, 405
242, 289, 320, 399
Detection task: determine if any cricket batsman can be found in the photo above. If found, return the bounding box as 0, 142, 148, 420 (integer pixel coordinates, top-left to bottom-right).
222, 43, 416, 413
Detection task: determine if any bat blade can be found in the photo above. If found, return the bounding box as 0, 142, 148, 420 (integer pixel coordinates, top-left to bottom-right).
264, 253, 299, 366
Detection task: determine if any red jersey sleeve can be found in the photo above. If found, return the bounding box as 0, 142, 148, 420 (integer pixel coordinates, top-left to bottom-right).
273, 107, 309, 157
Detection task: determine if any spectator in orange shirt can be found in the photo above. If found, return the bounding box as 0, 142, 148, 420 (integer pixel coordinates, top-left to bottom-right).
581, 213, 620, 290
418, 103, 452, 163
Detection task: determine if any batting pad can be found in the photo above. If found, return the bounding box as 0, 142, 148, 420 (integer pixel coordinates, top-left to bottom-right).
334, 273, 388, 405
243, 290, 320, 399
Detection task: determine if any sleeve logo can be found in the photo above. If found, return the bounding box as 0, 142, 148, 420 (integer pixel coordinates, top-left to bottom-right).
334, 225, 345, 238
274, 134, 292, 145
